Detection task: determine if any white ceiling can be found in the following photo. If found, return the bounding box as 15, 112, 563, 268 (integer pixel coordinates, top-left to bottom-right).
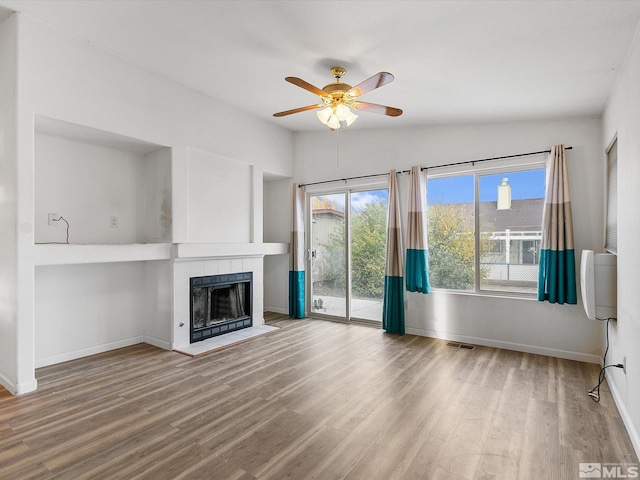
1, 0, 640, 132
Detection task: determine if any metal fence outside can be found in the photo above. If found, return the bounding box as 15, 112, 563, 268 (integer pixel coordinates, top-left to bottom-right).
481, 263, 538, 283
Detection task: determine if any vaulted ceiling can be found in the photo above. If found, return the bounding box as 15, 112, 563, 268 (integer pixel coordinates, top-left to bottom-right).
1, 0, 640, 131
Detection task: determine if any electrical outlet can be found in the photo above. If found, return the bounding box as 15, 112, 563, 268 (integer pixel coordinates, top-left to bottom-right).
110, 216, 119, 228
48, 213, 59, 226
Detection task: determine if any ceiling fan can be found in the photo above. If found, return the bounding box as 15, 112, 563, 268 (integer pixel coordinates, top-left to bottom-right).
273, 66, 403, 129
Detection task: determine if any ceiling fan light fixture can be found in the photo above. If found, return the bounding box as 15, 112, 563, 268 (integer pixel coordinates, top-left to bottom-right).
316, 106, 333, 124
327, 114, 341, 129
345, 110, 358, 126
274, 67, 402, 129
317, 103, 357, 129
334, 103, 351, 122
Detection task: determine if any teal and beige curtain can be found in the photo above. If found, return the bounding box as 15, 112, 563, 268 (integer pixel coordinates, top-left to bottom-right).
406, 165, 431, 294
382, 170, 405, 334
538, 145, 577, 304
289, 184, 305, 318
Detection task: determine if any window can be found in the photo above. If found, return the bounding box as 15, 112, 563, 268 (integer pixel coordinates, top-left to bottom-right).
426, 175, 475, 291
427, 166, 546, 295
489, 240, 503, 254
605, 137, 617, 254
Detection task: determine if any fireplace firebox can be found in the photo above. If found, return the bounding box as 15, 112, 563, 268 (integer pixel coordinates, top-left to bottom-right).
190, 272, 252, 343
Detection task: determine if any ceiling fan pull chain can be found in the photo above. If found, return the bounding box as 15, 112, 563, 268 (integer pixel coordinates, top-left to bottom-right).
336, 128, 340, 168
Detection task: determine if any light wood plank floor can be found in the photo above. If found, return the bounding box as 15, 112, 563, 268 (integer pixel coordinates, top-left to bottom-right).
1, 313, 637, 479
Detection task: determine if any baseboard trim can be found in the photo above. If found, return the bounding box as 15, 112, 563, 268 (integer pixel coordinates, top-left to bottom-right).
143, 336, 172, 351
0, 371, 38, 395
264, 306, 288, 315
606, 370, 640, 460
35, 336, 144, 368
405, 326, 602, 364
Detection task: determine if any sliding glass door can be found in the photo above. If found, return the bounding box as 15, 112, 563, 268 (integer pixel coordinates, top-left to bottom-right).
349, 189, 388, 322
309, 188, 388, 324
310, 193, 347, 318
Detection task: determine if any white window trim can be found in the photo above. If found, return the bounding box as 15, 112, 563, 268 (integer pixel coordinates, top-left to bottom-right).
604, 134, 617, 255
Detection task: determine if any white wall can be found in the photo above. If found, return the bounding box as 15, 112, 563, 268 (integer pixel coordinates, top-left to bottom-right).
1, 13, 294, 394
140, 148, 172, 243
0, 14, 20, 392
288, 116, 605, 362
187, 148, 252, 243
602, 23, 640, 457
35, 262, 148, 367
264, 178, 293, 244
264, 178, 293, 313
141, 261, 172, 350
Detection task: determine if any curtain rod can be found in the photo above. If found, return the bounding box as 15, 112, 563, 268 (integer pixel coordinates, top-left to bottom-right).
298, 146, 573, 188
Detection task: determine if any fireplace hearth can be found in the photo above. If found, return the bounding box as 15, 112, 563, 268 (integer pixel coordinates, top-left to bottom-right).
190, 272, 252, 343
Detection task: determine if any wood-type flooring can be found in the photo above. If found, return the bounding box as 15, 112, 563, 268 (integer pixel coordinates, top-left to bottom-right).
0, 313, 637, 479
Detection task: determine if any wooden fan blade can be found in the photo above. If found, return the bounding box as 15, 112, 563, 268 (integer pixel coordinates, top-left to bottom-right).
273, 104, 322, 117
353, 102, 403, 117
348, 72, 394, 97
285, 77, 329, 97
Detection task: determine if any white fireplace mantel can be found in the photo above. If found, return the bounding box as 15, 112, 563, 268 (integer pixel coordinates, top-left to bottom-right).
172, 242, 288, 260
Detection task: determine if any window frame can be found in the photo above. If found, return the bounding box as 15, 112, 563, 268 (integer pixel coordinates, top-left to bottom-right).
426, 159, 546, 298
605, 135, 617, 255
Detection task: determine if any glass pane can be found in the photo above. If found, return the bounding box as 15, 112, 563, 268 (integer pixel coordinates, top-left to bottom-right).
350, 189, 388, 322
311, 194, 346, 317
478, 169, 545, 294
427, 175, 475, 290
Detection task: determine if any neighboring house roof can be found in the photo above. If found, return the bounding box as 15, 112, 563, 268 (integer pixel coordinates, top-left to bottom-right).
431, 198, 544, 231
312, 208, 345, 218
480, 198, 544, 231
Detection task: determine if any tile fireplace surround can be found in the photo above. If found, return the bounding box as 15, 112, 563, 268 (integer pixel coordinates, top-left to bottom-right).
172, 250, 268, 351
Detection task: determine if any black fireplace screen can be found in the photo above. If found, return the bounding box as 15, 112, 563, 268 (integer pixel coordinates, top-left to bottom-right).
190, 272, 252, 343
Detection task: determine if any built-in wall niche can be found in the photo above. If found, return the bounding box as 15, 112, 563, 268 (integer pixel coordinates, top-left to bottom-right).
263, 173, 292, 314
34, 116, 172, 245
263, 172, 292, 244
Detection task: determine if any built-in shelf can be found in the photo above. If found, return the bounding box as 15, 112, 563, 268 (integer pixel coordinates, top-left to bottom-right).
34, 116, 172, 246
33, 242, 289, 266
33, 243, 172, 266
173, 243, 289, 260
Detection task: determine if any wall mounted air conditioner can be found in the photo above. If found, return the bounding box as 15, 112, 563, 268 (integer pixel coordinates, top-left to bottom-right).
580, 250, 617, 320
